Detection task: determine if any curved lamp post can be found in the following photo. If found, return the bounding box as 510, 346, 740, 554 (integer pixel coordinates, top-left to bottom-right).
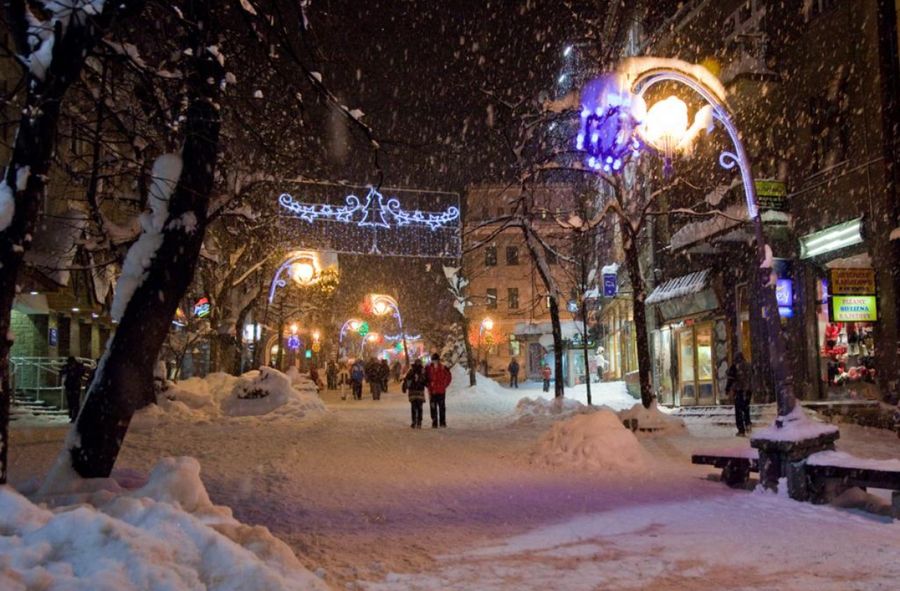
370, 293, 410, 366
477, 317, 494, 371
615, 60, 794, 419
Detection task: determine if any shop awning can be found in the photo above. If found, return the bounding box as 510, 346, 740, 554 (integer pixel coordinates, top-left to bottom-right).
646, 269, 712, 305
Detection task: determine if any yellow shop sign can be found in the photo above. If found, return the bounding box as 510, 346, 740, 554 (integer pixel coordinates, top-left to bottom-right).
831, 295, 878, 322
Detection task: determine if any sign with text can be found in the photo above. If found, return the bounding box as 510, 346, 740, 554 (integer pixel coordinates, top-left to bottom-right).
830, 295, 877, 322
603, 274, 618, 297
755, 179, 787, 211
829, 268, 876, 295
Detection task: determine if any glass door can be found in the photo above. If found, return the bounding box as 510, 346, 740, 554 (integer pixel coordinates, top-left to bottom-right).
677, 329, 696, 405
695, 324, 715, 403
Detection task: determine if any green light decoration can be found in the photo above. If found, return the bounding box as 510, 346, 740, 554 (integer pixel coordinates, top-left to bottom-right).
394, 341, 403, 352
357, 321, 369, 337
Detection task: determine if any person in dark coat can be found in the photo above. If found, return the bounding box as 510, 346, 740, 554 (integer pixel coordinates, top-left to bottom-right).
402, 359, 428, 428
59, 356, 85, 422
365, 357, 383, 400
326, 359, 338, 390
507, 357, 520, 388
379, 359, 390, 393
726, 352, 753, 436
391, 360, 402, 383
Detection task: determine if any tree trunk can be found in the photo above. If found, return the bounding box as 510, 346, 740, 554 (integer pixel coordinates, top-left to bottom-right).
548, 295, 565, 398
520, 223, 564, 398
461, 315, 477, 387
622, 221, 653, 408
64, 9, 223, 479
0, 1, 144, 484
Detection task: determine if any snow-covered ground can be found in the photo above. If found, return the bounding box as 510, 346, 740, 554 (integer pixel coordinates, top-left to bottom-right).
6, 367, 900, 590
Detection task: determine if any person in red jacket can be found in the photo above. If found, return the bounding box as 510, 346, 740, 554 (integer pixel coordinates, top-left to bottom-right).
425, 352, 452, 428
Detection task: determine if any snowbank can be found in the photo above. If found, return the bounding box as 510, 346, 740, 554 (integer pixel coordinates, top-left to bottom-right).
0, 457, 329, 591
531, 410, 650, 472
618, 401, 686, 434
136, 368, 324, 425
515, 395, 593, 422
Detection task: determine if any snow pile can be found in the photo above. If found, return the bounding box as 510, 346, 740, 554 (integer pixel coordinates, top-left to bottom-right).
515, 395, 593, 421
618, 401, 686, 434
137, 368, 324, 424
222, 367, 323, 418
0, 457, 329, 591
531, 410, 650, 472
751, 404, 839, 443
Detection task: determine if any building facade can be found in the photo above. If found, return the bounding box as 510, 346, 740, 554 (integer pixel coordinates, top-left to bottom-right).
626, 0, 900, 406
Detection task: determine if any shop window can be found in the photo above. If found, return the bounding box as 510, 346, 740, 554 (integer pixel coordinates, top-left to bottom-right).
506, 246, 519, 265
486, 288, 498, 309
485, 246, 497, 267
507, 288, 519, 309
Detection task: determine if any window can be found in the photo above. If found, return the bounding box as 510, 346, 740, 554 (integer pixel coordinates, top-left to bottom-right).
485, 246, 497, 267
509, 335, 520, 356
486, 288, 498, 309
506, 246, 519, 265
508, 288, 519, 309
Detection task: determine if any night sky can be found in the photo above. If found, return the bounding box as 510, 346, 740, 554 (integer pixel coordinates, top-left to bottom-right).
305, 0, 594, 193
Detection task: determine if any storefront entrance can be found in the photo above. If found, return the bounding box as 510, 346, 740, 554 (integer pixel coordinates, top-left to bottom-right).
676, 322, 716, 406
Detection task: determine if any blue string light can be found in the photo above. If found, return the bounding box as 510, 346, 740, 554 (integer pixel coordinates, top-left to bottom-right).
279, 187, 460, 231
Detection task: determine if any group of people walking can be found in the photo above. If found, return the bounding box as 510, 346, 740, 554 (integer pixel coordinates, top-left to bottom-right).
321, 354, 453, 429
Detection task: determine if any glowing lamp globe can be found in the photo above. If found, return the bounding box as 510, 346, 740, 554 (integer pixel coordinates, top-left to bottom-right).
290, 323, 299, 334
312, 330, 321, 341
639, 96, 689, 157
372, 300, 390, 315
482, 318, 494, 331
290, 260, 316, 285
349, 320, 360, 331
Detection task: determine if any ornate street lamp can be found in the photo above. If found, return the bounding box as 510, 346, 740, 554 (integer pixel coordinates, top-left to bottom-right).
576, 59, 793, 421
369, 293, 409, 366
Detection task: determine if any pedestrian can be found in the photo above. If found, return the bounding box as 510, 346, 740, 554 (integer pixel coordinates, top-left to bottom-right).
350, 359, 365, 400
402, 358, 428, 428
541, 364, 552, 393
379, 358, 390, 393
391, 360, 402, 383
309, 365, 323, 392
507, 357, 520, 388
425, 353, 452, 428
337, 359, 351, 400
365, 357, 383, 400
726, 352, 753, 436
595, 346, 609, 382
59, 356, 85, 422
326, 359, 338, 390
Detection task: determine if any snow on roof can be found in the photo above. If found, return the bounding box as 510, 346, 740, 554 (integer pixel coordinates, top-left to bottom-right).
668, 203, 791, 251
645, 269, 711, 305
600, 263, 619, 275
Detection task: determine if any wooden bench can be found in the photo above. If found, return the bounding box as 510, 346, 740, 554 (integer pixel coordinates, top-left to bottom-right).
692, 448, 759, 487
804, 451, 900, 510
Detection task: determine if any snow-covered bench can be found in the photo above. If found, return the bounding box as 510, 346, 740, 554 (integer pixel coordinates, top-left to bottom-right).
804, 451, 900, 510
692, 448, 759, 487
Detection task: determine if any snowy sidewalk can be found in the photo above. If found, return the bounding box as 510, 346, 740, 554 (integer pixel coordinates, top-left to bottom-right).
7, 368, 900, 590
